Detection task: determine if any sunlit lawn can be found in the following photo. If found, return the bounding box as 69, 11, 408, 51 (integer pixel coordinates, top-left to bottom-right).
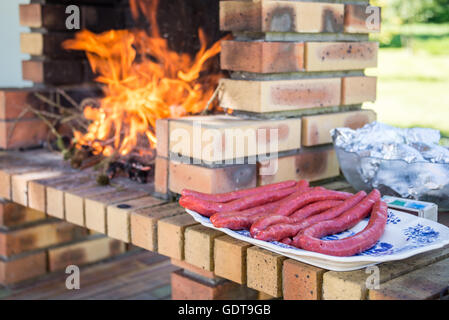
365, 48, 449, 137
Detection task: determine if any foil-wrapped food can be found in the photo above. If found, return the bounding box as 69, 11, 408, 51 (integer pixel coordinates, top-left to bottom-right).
332, 122, 449, 210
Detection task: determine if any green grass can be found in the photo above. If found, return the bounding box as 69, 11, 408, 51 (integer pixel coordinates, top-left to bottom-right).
365, 48, 449, 137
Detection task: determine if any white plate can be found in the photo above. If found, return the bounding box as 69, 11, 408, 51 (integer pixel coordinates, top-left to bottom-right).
185, 208, 449, 271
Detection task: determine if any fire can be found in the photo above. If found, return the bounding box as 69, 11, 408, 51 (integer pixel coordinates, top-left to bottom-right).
63, 0, 226, 160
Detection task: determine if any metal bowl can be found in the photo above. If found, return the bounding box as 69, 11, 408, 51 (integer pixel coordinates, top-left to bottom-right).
334, 144, 449, 211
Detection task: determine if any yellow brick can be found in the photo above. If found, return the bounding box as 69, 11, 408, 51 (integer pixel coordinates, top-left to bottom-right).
11, 171, 62, 206
258, 146, 340, 185
107, 196, 164, 242
130, 203, 184, 251
247, 246, 286, 297
64, 185, 117, 226
342, 76, 377, 105
184, 225, 223, 271
323, 245, 449, 300
302, 110, 377, 146
48, 237, 125, 271
220, 78, 341, 113
46, 177, 97, 219
305, 42, 378, 71
169, 115, 302, 162
214, 235, 252, 284
157, 214, 198, 259
85, 190, 148, 234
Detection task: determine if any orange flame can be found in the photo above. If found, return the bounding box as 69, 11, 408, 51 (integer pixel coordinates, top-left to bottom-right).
63, 0, 226, 159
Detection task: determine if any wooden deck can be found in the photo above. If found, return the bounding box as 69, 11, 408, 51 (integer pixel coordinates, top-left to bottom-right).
0, 250, 178, 300
1, 149, 449, 300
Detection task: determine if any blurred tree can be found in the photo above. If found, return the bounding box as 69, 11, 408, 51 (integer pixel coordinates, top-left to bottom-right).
380, 0, 449, 24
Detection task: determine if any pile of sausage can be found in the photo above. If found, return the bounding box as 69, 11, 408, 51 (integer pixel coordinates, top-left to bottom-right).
179, 180, 388, 257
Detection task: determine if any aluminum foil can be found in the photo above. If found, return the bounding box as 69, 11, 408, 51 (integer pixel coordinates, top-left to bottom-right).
332, 122, 447, 163
331, 122, 449, 210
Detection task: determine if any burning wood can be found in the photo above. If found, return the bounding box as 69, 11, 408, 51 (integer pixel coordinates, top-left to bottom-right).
61, 0, 227, 163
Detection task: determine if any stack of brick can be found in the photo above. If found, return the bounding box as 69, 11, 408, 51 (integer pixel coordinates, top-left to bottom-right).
155, 115, 303, 197
0, 89, 50, 150
0, 199, 126, 286
155, 0, 380, 198
0, 87, 102, 151
9, 0, 124, 151
19, 0, 126, 86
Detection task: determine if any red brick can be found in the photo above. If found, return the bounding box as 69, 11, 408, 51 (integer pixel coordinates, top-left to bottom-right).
221, 40, 304, 73
171, 270, 257, 300
0, 251, 47, 285
19, 4, 42, 28
171, 259, 216, 280
220, 1, 344, 33
283, 259, 327, 300
0, 89, 43, 120
345, 4, 381, 34
169, 161, 256, 195
19, 4, 124, 32
0, 119, 49, 149
219, 1, 262, 32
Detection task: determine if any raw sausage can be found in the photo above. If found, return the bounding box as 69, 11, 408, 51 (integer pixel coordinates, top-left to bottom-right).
275, 189, 353, 217
280, 238, 293, 245
211, 181, 310, 228
249, 200, 343, 237
210, 200, 281, 226
254, 191, 367, 241
179, 184, 298, 216
181, 180, 299, 203
211, 211, 272, 230
291, 189, 380, 247
296, 200, 387, 256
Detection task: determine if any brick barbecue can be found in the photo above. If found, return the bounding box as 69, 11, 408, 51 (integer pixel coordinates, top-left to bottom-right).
2, 0, 448, 302
155, 0, 380, 199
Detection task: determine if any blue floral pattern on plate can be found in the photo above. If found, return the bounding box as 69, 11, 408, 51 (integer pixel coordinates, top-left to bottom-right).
387, 211, 401, 225
357, 241, 394, 256
404, 224, 439, 245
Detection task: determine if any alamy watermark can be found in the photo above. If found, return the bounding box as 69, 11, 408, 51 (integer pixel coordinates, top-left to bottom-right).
66, 5, 80, 30
365, 265, 380, 290
65, 265, 80, 290
170, 121, 280, 175
366, 6, 381, 31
